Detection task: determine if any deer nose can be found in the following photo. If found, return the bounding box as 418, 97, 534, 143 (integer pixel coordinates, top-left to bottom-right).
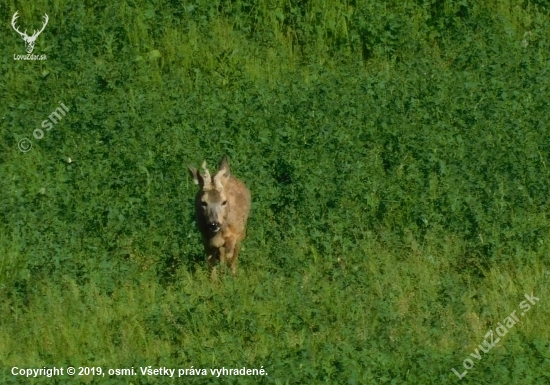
208, 221, 221, 232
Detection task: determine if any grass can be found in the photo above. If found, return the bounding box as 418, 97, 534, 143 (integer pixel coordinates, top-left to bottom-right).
1, 0, 550, 383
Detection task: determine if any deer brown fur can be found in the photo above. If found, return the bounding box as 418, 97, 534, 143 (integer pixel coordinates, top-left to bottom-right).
188, 155, 251, 279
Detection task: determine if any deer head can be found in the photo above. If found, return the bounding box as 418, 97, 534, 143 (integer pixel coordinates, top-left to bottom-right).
188, 156, 231, 234
11, 11, 49, 54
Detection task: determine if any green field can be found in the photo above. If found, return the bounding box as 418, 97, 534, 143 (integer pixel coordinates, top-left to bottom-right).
1, 0, 550, 383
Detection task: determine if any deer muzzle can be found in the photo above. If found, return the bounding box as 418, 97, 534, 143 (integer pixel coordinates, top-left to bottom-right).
207, 221, 221, 233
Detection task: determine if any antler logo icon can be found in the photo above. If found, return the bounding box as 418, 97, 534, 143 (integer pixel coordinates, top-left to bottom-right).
11, 11, 49, 54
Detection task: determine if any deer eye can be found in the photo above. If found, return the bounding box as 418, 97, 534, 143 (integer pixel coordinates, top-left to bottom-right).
222, 200, 227, 206
201, 201, 207, 207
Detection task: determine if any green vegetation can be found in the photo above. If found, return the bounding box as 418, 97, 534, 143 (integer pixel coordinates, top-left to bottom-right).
1, 0, 550, 383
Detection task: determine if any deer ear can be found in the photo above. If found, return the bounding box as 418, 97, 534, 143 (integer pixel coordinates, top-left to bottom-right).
218, 155, 230, 178
187, 166, 201, 185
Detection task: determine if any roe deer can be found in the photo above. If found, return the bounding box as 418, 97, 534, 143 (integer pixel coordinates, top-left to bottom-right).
188, 155, 251, 279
